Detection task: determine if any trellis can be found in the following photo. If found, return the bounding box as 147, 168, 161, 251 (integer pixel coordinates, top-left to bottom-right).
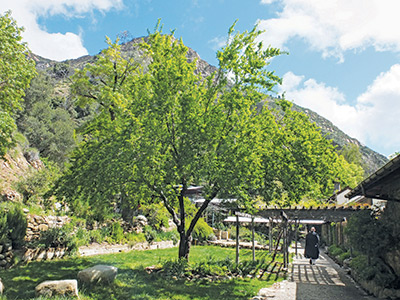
224, 206, 366, 269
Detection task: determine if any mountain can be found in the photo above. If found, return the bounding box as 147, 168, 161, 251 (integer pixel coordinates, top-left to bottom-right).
30, 36, 387, 175
290, 103, 388, 175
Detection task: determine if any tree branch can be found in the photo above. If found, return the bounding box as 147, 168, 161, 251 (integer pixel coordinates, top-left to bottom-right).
187, 187, 219, 236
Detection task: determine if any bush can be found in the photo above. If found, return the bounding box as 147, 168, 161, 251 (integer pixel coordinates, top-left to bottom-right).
0, 210, 8, 244
350, 255, 397, 288
162, 258, 189, 278
345, 210, 391, 258
144, 225, 157, 243
111, 222, 125, 244
0, 203, 27, 248
140, 202, 170, 230
37, 227, 77, 252
126, 232, 146, 244
192, 218, 214, 243
328, 245, 344, 257
7, 204, 27, 248
228, 226, 268, 245
338, 251, 351, 263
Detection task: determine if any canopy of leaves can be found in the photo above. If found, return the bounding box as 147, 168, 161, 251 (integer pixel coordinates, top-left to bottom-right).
0, 11, 36, 157
52, 23, 362, 258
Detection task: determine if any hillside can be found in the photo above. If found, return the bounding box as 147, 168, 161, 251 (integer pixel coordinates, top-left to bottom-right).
30, 36, 387, 174
290, 103, 388, 174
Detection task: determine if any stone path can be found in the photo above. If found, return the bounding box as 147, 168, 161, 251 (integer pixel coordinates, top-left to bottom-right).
254, 244, 378, 300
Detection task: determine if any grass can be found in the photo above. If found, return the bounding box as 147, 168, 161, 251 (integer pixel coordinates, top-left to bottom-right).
0, 246, 286, 300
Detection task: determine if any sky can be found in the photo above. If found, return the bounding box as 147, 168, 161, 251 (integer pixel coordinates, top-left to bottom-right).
1, 0, 400, 158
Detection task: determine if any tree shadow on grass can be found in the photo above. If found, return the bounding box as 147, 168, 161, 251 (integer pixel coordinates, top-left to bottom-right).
85, 267, 262, 300
0, 257, 93, 299
0, 255, 273, 300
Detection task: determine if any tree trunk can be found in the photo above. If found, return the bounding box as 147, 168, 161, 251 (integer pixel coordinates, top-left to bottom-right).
178, 232, 192, 260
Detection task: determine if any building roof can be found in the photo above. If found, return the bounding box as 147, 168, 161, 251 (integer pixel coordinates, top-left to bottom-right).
346, 154, 400, 201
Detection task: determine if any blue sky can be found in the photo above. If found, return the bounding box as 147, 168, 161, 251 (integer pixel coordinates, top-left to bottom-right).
1, 0, 400, 158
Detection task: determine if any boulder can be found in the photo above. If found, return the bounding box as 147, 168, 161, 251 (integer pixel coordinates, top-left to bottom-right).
35, 280, 78, 297
78, 265, 118, 285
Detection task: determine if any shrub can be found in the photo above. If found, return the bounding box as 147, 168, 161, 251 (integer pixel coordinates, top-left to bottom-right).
126, 232, 146, 244
7, 204, 27, 248
328, 245, 344, 257
72, 227, 91, 247
37, 227, 77, 252
144, 225, 157, 243
228, 226, 268, 245
345, 210, 391, 259
15, 160, 61, 208
0, 203, 27, 249
0, 210, 7, 244
140, 202, 170, 230
192, 218, 214, 243
162, 258, 189, 278
350, 255, 397, 287
338, 251, 351, 263
111, 222, 125, 244
89, 229, 104, 243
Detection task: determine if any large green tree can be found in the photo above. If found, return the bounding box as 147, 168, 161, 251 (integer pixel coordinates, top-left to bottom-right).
0, 11, 36, 157
54, 23, 360, 259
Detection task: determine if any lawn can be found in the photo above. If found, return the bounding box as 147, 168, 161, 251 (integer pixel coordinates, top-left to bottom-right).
0, 245, 286, 300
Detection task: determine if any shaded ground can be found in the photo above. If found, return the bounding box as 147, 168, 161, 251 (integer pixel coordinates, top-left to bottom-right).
255, 244, 377, 300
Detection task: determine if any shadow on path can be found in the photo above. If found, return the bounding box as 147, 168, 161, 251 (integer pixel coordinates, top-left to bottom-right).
291, 244, 377, 300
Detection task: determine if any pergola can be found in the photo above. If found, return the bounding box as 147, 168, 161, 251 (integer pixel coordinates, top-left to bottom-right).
226, 206, 366, 269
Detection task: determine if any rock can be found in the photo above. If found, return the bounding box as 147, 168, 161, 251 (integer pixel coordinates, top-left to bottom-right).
35, 280, 78, 297
78, 265, 118, 285
46, 248, 55, 260
133, 215, 148, 227
0, 261, 7, 267
38, 224, 49, 231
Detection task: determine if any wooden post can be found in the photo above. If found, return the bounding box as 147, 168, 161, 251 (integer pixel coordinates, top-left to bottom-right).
280, 211, 288, 269
269, 218, 273, 253
236, 214, 240, 264
295, 218, 298, 256
283, 224, 287, 269
252, 216, 255, 262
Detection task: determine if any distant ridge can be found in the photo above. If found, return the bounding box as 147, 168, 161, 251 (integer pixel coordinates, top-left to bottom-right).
31, 36, 388, 175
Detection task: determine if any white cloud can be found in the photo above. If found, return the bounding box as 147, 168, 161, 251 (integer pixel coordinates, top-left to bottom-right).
208, 36, 228, 51
280, 67, 400, 157
0, 0, 124, 61
260, 0, 277, 4
258, 0, 400, 60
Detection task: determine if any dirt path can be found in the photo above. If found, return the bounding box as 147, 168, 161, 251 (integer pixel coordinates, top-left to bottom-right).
254, 244, 377, 300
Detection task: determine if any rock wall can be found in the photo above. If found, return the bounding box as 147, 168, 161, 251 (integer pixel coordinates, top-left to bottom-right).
0, 214, 70, 268
0, 243, 13, 269
25, 214, 70, 242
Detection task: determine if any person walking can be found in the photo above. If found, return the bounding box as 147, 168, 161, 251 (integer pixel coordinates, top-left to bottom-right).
305, 226, 319, 265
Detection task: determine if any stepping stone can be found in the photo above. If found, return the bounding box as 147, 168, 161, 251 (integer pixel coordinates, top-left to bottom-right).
35, 280, 78, 297
78, 265, 118, 285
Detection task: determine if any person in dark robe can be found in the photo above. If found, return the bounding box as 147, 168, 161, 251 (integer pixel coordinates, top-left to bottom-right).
304, 226, 320, 264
